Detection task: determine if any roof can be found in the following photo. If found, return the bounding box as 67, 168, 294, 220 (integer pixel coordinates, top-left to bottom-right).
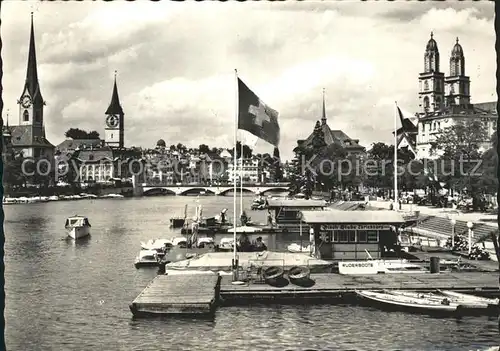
304, 122, 365, 150
56, 139, 102, 152
105, 78, 124, 115
473, 101, 497, 114
10, 125, 54, 148
75, 147, 114, 162
22, 14, 43, 105
301, 210, 406, 224
419, 103, 498, 120
267, 199, 327, 208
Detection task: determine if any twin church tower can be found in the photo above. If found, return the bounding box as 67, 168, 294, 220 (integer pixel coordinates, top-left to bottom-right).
418, 32, 470, 114
13, 13, 125, 158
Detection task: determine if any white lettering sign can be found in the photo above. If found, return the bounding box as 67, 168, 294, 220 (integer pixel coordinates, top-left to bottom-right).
321, 224, 390, 230
339, 261, 379, 275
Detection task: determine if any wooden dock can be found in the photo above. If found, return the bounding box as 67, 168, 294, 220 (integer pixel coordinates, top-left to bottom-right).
219, 272, 500, 304
130, 274, 222, 317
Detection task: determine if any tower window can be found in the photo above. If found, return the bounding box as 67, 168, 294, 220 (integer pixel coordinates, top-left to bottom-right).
23, 110, 29, 122
423, 97, 430, 111
424, 81, 429, 91
111, 134, 114, 139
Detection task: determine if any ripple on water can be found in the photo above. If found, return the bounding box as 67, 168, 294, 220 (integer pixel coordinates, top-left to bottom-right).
4, 197, 500, 351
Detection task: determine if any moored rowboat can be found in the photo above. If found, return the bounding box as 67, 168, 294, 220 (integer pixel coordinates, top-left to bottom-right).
385, 290, 489, 309
356, 290, 459, 312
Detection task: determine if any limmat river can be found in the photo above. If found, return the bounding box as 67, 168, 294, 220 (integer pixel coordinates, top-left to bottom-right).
4, 195, 499, 351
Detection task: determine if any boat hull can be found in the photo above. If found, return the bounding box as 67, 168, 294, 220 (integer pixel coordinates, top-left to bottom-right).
356, 290, 459, 315
67, 226, 90, 240
135, 260, 159, 268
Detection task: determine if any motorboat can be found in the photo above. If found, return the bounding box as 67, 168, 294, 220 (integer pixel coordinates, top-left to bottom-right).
141, 238, 172, 252
251, 196, 267, 210
171, 236, 188, 247
3, 197, 18, 205
218, 237, 234, 251
170, 217, 186, 228
287, 243, 311, 253
65, 215, 91, 240
196, 237, 215, 248
170, 204, 188, 228
103, 193, 124, 198
356, 290, 459, 313
134, 250, 160, 268
165, 251, 333, 273
225, 226, 263, 233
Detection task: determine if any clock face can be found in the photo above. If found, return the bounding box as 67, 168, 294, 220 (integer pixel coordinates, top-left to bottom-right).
106, 115, 119, 128
21, 96, 32, 108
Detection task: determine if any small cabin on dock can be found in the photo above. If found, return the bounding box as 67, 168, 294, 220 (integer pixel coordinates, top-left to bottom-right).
267, 199, 326, 230
301, 210, 405, 260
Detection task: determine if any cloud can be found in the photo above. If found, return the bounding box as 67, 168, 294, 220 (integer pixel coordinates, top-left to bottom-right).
1, 1, 495, 161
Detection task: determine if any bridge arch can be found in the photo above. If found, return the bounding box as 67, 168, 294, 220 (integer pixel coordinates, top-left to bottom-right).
258, 187, 290, 195
143, 187, 177, 196
218, 187, 256, 196
178, 187, 216, 196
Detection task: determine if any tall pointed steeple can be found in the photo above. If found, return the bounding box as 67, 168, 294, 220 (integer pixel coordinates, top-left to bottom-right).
321, 88, 327, 126
105, 71, 124, 115
22, 12, 43, 104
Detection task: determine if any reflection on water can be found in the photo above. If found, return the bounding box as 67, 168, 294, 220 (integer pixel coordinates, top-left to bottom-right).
4, 196, 499, 351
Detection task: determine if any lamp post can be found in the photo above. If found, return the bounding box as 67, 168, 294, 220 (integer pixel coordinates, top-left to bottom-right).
450, 218, 456, 250
467, 221, 474, 255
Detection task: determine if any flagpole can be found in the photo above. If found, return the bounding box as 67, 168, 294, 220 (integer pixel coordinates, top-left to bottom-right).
240, 140, 243, 217
394, 102, 398, 211
233, 69, 239, 280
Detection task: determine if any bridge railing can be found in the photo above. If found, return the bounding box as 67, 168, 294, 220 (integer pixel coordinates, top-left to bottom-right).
142, 182, 289, 188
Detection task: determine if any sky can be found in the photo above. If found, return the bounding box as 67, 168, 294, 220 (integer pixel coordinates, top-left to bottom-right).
1, 1, 496, 160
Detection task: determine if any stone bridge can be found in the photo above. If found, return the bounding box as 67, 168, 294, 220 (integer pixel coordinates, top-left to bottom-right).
141, 185, 290, 196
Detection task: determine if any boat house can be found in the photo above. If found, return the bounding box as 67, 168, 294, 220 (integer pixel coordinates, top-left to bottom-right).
301, 210, 406, 260
267, 199, 327, 231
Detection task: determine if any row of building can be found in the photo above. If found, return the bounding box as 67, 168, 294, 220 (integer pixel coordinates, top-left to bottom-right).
2, 15, 287, 187
2, 15, 496, 189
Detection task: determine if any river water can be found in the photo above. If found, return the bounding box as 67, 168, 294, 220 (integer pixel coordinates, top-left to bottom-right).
4, 195, 499, 351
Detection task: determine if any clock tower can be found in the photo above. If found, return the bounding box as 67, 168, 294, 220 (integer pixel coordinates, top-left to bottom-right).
18, 13, 45, 130
104, 73, 124, 149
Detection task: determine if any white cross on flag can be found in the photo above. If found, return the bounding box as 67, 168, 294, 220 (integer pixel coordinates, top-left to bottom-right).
237, 77, 280, 147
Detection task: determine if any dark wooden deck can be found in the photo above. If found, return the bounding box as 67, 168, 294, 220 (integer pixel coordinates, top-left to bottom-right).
130, 274, 221, 317
219, 272, 500, 304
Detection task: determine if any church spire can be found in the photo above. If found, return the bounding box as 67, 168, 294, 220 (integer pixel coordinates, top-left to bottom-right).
22, 12, 43, 103
321, 88, 327, 126
105, 71, 124, 115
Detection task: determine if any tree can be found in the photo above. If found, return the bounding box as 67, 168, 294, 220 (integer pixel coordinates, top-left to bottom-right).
65, 128, 100, 139
233, 141, 253, 159
430, 119, 489, 203
87, 131, 100, 139
3, 155, 26, 191
311, 121, 326, 151
198, 144, 210, 154
271, 147, 283, 182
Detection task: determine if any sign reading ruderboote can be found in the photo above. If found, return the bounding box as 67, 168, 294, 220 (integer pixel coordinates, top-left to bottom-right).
338, 261, 379, 274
